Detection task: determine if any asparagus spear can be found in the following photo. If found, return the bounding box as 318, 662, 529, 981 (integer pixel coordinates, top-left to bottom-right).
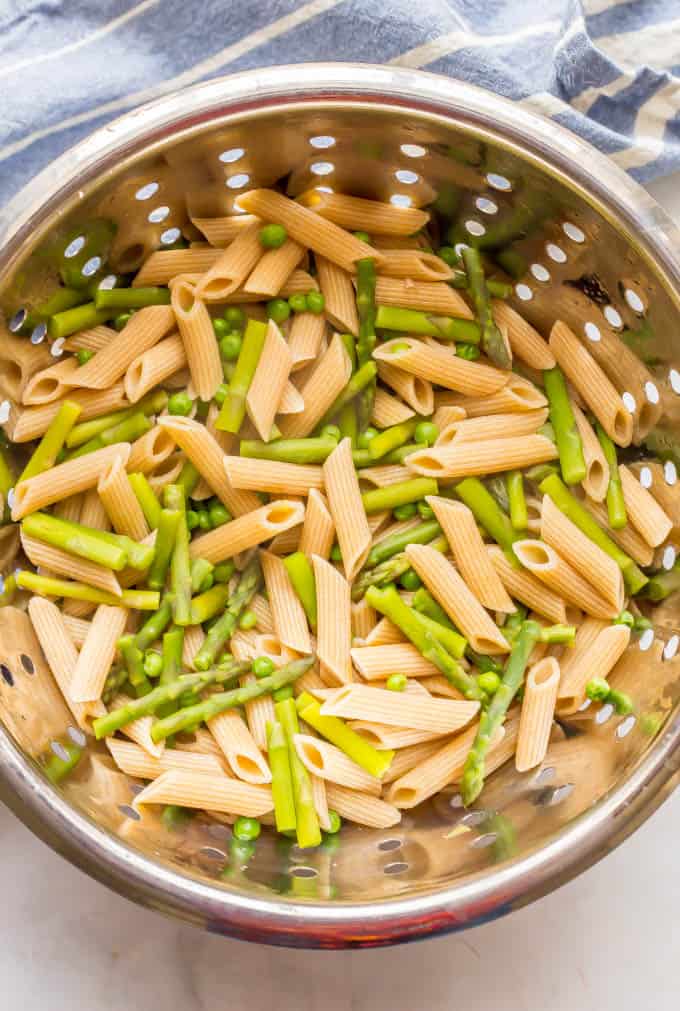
0, 449, 14, 523
367, 419, 418, 461
352, 444, 420, 468
361, 477, 438, 515
296, 692, 393, 778
158, 626, 185, 719
461, 246, 510, 369
645, 564, 680, 602
165, 484, 191, 625
43, 737, 83, 783
455, 477, 519, 559
189, 583, 231, 624
176, 460, 200, 497
22, 512, 128, 569
65, 391, 167, 448
102, 665, 129, 705
66, 411, 151, 459
147, 505, 180, 589
128, 473, 162, 530
190, 557, 214, 594
595, 422, 627, 530
276, 697, 321, 849
134, 595, 174, 651
216, 318, 267, 432
412, 609, 467, 659
150, 656, 315, 742
94, 286, 171, 311
363, 519, 442, 568
374, 305, 481, 342
355, 257, 377, 429
338, 401, 358, 446
240, 437, 338, 465
351, 536, 448, 601
117, 634, 151, 693
19, 400, 82, 482
16, 571, 159, 608
283, 551, 317, 630
317, 361, 377, 430
543, 367, 585, 484
267, 720, 297, 833
49, 303, 111, 340
506, 470, 528, 531
192, 557, 262, 670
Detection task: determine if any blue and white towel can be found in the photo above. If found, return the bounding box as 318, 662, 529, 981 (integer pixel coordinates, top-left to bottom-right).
1, 0, 680, 206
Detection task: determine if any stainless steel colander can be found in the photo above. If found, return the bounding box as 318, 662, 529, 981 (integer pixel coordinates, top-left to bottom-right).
1, 64, 680, 948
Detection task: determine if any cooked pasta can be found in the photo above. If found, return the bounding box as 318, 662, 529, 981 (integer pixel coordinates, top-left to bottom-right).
133, 770, 273, 817
618, 464, 673, 547
287, 311, 327, 371
171, 281, 223, 400
571, 401, 609, 502
434, 375, 547, 417
374, 277, 472, 317
435, 409, 548, 446
12, 442, 131, 520
376, 362, 434, 415
323, 438, 371, 580
124, 334, 187, 403
208, 710, 272, 784
189, 500, 305, 563
371, 387, 415, 428
321, 683, 479, 734
315, 255, 359, 334
301, 190, 429, 236
350, 642, 439, 679
313, 555, 353, 685
98, 455, 149, 541
243, 239, 305, 297
324, 783, 401, 828
406, 434, 558, 479
7, 384, 129, 443
294, 734, 381, 795
75, 306, 175, 390
515, 657, 560, 772
261, 550, 311, 654
70, 604, 128, 703
374, 338, 507, 396
21, 531, 122, 597
512, 539, 618, 619
298, 489, 335, 560
557, 623, 631, 714
127, 425, 176, 474
107, 738, 224, 779
279, 333, 352, 438
190, 215, 261, 247
22, 357, 79, 406
194, 221, 263, 301
133, 247, 222, 286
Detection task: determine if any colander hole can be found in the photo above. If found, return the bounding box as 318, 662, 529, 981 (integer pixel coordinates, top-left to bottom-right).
400, 143, 426, 157
390, 194, 413, 208
81, 255, 101, 277
0, 663, 14, 686
9, 308, 27, 332
383, 861, 408, 875
603, 305, 623, 328
310, 162, 334, 176
616, 715, 636, 739
315, 185, 333, 194
20, 654, 34, 674
449, 793, 464, 808
161, 227, 181, 245
562, 221, 585, 243
546, 242, 567, 263
0, 401, 10, 424
199, 846, 227, 860
66, 725, 86, 746
644, 381, 660, 404
454, 243, 469, 257
128, 782, 144, 796
486, 173, 512, 191
64, 236, 86, 258
622, 392, 636, 413
475, 196, 498, 215
624, 288, 645, 314
226, 174, 250, 189
148, 206, 170, 224
639, 628, 655, 651
465, 219, 486, 237
639, 466, 653, 488
662, 635, 679, 660
309, 136, 336, 149
578, 698, 592, 711
515, 284, 533, 301
549, 783, 574, 805
219, 147, 245, 163
533, 766, 556, 786
664, 461, 677, 485
6, 489, 15, 510
669, 368, 680, 394
30, 323, 47, 345
50, 338, 65, 358
596, 703, 614, 724
97, 273, 118, 290
289, 844, 315, 862
470, 832, 497, 849
584, 322, 601, 342
377, 838, 402, 851
135, 182, 159, 200
50, 741, 70, 761
395, 169, 418, 185
662, 545, 676, 570
460, 811, 487, 828
530, 263, 550, 282
118, 804, 141, 820
290, 866, 318, 878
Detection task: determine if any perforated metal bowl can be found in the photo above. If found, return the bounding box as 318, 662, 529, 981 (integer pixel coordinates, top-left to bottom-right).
1, 64, 680, 948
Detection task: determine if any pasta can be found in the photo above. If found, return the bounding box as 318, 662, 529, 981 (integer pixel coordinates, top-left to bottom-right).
321, 683, 479, 734
324, 783, 401, 828
224, 457, 323, 496
350, 643, 439, 679
300, 190, 429, 236
571, 402, 609, 502
171, 281, 223, 400
190, 215, 261, 247
557, 623, 631, 714
434, 375, 547, 417
133, 247, 222, 286
374, 338, 507, 396
124, 334, 186, 403
515, 657, 560, 772
22, 357, 80, 406
208, 710, 272, 784
618, 464, 673, 547
406, 434, 558, 479
98, 455, 149, 541
189, 501, 305, 563
512, 539, 618, 619
435, 409, 548, 446
287, 312, 327, 371
298, 489, 335, 560
315, 255, 359, 334
243, 239, 305, 297
21, 531, 122, 597
245, 321, 293, 440
371, 386, 415, 428
374, 277, 472, 317
376, 362, 434, 415
491, 300, 555, 370
74, 306, 175, 390
12, 442, 131, 520
322, 438, 371, 580
133, 770, 273, 817
127, 425, 176, 474
107, 738, 224, 778
194, 221, 263, 301
279, 333, 352, 438
261, 550, 311, 654
313, 555, 353, 685
294, 734, 381, 795
7, 384, 129, 443
69, 604, 128, 703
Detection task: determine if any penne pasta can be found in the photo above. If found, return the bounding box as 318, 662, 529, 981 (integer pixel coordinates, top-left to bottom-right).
124, 334, 186, 403
194, 221, 263, 301
171, 281, 223, 400
12, 442, 131, 520
224, 457, 323, 496
294, 734, 381, 795
350, 642, 439, 679
63, 325, 117, 353
378, 249, 454, 281
208, 710, 272, 784
315, 255, 359, 334
406, 434, 558, 479
243, 238, 305, 297
98, 455, 149, 541
571, 401, 609, 502
557, 623, 631, 714
260, 550, 311, 654
74, 306, 175, 390
350, 597, 377, 641
110, 693, 165, 758
515, 657, 561, 771
0, 324, 53, 400
311, 773, 332, 832
22, 357, 80, 406
435, 409, 548, 446
287, 311, 327, 371
245, 320, 293, 440
324, 783, 401, 828
371, 386, 415, 428
127, 425, 176, 474
70, 604, 128, 703
61, 614, 91, 648
190, 215, 261, 247
434, 375, 546, 418
323, 437, 371, 580
321, 683, 480, 735
374, 338, 506, 396
301, 190, 429, 236
629, 461, 680, 537
364, 617, 405, 646
512, 539, 618, 619
582, 495, 654, 567
133, 247, 222, 286
107, 738, 224, 778
299, 489, 335, 560
189, 500, 305, 564
6, 384, 129, 444
279, 333, 352, 438
373, 277, 472, 317
492, 300, 555, 370
376, 361, 434, 415
313, 555, 353, 685
618, 464, 673, 547
240, 671, 276, 751
21, 531, 122, 598
133, 769, 273, 817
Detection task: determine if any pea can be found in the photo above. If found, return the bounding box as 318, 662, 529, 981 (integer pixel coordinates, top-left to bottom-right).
213, 382, 229, 407
113, 312, 133, 331
477, 671, 500, 695
196, 509, 211, 531
320, 424, 341, 442
252, 655, 275, 678
186, 510, 199, 531
167, 391, 193, 416
223, 306, 245, 329
143, 651, 163, 678
76, 348, 94, 366
609, 690, 633, 716
399, 568, 422, 590
288, 292, 308, 313
614, 610, 634, 628
438, 246, 460, 267
272, 685, 294, 702
233, 816, 261, 841
239, 609, 258, 631
305, 290, 325, 314
330, 543, 342, 563
267, 298, 291, 323
220, 332, 243, 361
357, 427, 378, 449
212, 317, 230, 338
386, 673, 407, 692
209, 501, 232, 527
414, 421, 439, 446
325, 809, 342, 833
393, 503, 418, 521
417, 500, 434, 520
586, 677, 610, 702
259, 223, 288, 249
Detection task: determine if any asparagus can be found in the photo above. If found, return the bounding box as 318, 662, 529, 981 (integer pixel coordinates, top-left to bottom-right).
147, 503, 181, 590
150, 656, 315, 742
317, 362, 377, 430
283, 551, 317, 630
364, 519, 442, 568
539, 474, 648, 594
352, 444, 420, 468
352, 535, 448, 600
92, 528, 154, 570
361, 477, 438, 514
595, 422, 627, 530
355, 257, 378, 429
461, 246, 510, 369
455, 477, 519, 559
216, 318, 268, 432
296, 692, 393, 778
412, 609, 467, 659
0, 449, 14, 523
365, 584, 483, 701
22, 512, 128, 569
339, 331, 357, 371
276, 697, 321, 849
66, 411, 151, 459
193, 557, 262, 670
94, 286, 171, 310
21, 287, 84, 333
176, 460, 200, 497
128, 473, 162, 530
338, 401, 358, 446
43, 737, 84, 784
16, 570, 159, 608
158, 626, 185, 718
367, 419, 418, 461
460, 620, 574, 805
117, 634, 150, 692
240, 437, 338, 465
413, 586, 454, 627
543, 367, 585, 484
190, 557, 214, 594
93, 662, 250, 738
134, 595, 174, 651
645, 564, 680, 602
19, 400, 82, 482
374, 305, 481, 343
450, 273, 512, 300
65, 391, 167, 448
506, 470, 528, 531
102, 665, 128, 704
267, 720, 297, 833
48, 303, 111, 340
164, 484, 191, 625
190, 583, 231, 624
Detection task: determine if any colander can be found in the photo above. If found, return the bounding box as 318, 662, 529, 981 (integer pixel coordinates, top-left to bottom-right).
1, 64, 680, 949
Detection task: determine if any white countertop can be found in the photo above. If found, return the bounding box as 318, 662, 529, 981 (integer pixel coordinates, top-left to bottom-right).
2, 174, 680, 1011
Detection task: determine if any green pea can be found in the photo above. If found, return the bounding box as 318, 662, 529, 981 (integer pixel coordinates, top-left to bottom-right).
417, 500, 434, 520
586, 677, 610, 702
357, 427, 378, 450
325, 809, 342, 833
456, 342, 480, 361
214, 561, 236, 583
252, 655, 275, 678
113, 312, 133, 331
209, 501, 232, 527
220, 332, 243, 361
239, 609, 258, 631
288, 292, 308, 313
167, 391, 193, 416
267, 298, 291, 323
186, 510, 199, 531
353, 231, 371, 243
633, 615, 653, 634
233, 816, 262, 841
386, 673, 407, 692
196, 509, 212, 531
640, 712, 662, 737
212, 317, 230, 338
229, 838, 256, 866
223, 306, 245, 329
438, 246, 460, 267
214, 382, 229, 407
320, 424, 341, 442
76, 348, 94, 366
399, 568, 422, 591
272, 684, 294, 702
259, 223, 288, 249
414, 421, 439, 446
614, 610, 634, 628
200, 573, 214, 593
330, 543, 343, 563
143, 651, 163, 679
305, 290, 325, 314
393, 503, 418, 521
477, 671, 501, 695
609, 690, 633, 716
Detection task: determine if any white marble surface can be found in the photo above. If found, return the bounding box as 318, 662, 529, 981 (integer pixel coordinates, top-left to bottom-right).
2, 175, 680, 1010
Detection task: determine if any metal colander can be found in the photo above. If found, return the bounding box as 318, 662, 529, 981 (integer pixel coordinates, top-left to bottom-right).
1, 64, 680, 948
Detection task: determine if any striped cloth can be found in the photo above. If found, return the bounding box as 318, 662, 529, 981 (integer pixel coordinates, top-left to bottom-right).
2, 0, 680, 207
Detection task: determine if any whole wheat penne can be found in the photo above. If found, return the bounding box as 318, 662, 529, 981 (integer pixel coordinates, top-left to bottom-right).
61, 614, 91, 648
28, 597, 105, 733
189, 500, 305, 563
52, 493, 84, 524
491, 300, 555, 370
630, 461, 680, 537
321, 683, 479, 734
374, 277, 472, 317
301, 190, 429, 236
107, 693, 164, 758
434, 375, 546, 418
267, 523, 302, 556
133, 247, 222, 286
237, 189, 381, 272
238, 671, 275, 751
619, 464, 673, 547
381, 739, 442, 784
127, 425, 176, 474
279, 269, 319, 296
315, 255, 359, 334
323, 437, 371, 580
512, 539, 618, 619
74, 306, 175, 390
63, 325, 117, 354
124, 334, 186, 403
557, 623, 631, 714
224, 457, 323, 496
515, 657, 561, 771
277, 380, 305, 415
364, 617, 405, 646
194, 221, 263, 301
371, 387, 415, 428
310, 773, 332, 832
97, 455, 149, 541
570, 402, 609, 502
376, 362, 434, 414
582, 495, 654, 567
133, 769, 273, 817
299, 489, 335, 560
107, 738, 224, 779
294, 734, 381, 794
374, 338, 507, 396
350, 643, 439, 679
324, 782, 401, 828
243, 238, 304, 296
245, 320, 292, 440
229, 629, 261, 662
348, 721, 449, 749
419, 676, 465, 699
190, 215, 260, 246
406, 434, 558, 479
70, 604, 128, 703
287, 311, 327, 371
21, 532, 122, 598
180, 624, 205, 670
540, 495, 624, 609
158, 415, 259, 516
428, 497, 515, 612
549, 321, 633, 446
378, 249, 454, 281
356, 464, 411, 487
22, 357, 80, 406
406, 544, 510, 654
351, 597, 377, 641
432, 405, 467, 430
435, 409, 548, 446
0, 324, 53, 400
279, 333, 352, 438
313, 555, 353, 685
208, 710, 272, 784
12, 442, 131, 521
261, 550, 311, 654
249, 594, 274, 633
78, 488, 111, 531
7, 384, 129, 443
170, 281, 223, 400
